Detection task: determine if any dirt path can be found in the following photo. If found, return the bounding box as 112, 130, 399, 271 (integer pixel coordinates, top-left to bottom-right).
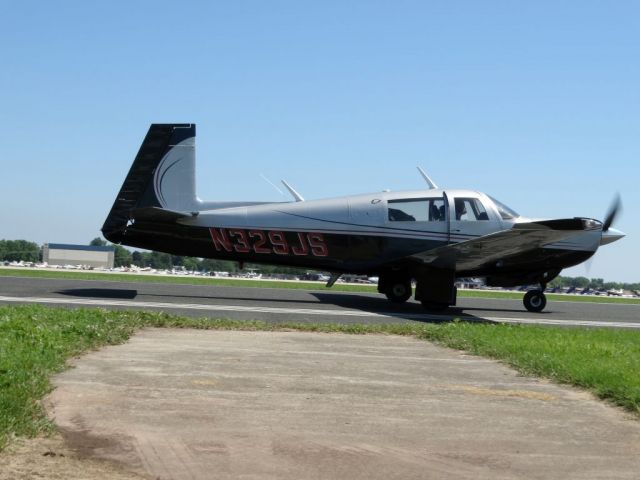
0, 434, 147, 480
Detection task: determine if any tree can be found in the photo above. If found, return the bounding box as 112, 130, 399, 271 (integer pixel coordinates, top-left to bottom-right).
131, 250, 143, 265
90, 237, 107, 247
549, 276, 566, 288
589, 278, 604, 290
0, 240, 40, 262
569, 276, 590, 288
113, 245, 132, 267
149, 251, 172, 269
200, 258, 238, 273
182, 257, 199, 271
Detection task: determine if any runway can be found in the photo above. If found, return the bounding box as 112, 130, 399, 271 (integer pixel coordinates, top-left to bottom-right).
1, 276, 639, 328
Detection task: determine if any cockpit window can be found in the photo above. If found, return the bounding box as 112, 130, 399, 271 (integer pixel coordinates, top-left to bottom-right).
388, 197, 445, 222
454, 198, 489, 221
488, 196, 519, 220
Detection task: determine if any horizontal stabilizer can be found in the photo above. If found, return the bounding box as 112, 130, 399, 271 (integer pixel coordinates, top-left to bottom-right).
130, 207, 191, 223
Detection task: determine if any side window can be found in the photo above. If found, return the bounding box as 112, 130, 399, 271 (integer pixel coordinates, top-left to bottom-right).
388, 198, 445, 222
454, 198, 489, 221
388, 199, 428, 222
427, 198, 445, 221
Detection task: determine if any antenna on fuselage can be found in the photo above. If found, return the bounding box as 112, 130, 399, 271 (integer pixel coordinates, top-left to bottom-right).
259, 174, 286, 197
417, 167, 438, 189
281, 179, 305, 202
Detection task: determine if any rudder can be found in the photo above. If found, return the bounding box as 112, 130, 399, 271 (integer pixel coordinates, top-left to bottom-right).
102, 123, 197, 243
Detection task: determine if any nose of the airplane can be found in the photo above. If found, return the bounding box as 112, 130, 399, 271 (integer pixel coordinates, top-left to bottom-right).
600, 227, 625, 246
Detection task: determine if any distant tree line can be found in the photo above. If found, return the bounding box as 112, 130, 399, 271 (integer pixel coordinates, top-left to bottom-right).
1, 237, 638, 289
549, 275, 639, 292
0, 240, 41, 262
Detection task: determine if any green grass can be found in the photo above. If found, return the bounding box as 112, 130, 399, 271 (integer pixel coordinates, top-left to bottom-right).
2, 267, 639, 304
0, 267, 377, 293
1, 305, 639, 451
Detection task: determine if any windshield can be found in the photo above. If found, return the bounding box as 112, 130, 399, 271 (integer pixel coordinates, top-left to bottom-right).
488, 196, 520, 220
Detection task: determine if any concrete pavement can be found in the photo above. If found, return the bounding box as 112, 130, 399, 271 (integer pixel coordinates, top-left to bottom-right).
47, 329, 640, 480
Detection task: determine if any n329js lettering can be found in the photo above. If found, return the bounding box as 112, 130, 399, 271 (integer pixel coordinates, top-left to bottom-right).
209, 228, 329, 257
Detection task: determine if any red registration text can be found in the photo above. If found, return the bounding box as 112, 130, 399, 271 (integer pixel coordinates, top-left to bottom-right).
209, 228, 328, 257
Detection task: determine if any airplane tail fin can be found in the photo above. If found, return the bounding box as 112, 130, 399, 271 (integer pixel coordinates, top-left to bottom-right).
102, 123, 200, 243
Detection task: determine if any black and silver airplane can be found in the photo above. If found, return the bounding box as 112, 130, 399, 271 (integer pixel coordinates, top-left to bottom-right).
102, 124, 624, 313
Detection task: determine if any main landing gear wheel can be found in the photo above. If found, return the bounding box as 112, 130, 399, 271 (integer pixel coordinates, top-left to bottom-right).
385, 280, 412, 304
523, 290, 547, 313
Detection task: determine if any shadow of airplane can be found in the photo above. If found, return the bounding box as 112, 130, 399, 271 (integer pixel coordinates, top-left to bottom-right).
56, 287, 543, 315
54, 288, 515, 324
56, 288, 138, 299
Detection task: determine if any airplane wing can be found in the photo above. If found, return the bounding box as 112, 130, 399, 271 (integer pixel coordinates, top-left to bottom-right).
411, 218, 592, 271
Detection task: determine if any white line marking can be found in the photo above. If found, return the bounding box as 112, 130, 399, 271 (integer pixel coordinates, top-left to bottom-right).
0, 295, 639, 329
3, 273, 639, 308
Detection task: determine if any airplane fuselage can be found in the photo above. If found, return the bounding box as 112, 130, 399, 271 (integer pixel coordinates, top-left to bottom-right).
103, 124, 624, 312
122, 188, 598, 284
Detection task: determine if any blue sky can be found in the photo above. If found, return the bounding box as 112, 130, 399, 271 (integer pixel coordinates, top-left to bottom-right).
0, 1, 637, 281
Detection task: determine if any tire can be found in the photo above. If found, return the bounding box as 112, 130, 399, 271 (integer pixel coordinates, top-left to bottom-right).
385, 280, 412, 304
421, 301, 448, 312
523, 290, 547, 313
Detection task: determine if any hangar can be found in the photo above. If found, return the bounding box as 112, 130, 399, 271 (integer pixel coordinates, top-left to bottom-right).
43, 243, 115, 269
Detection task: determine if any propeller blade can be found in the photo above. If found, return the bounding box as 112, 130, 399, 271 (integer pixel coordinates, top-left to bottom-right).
603, 194, 622, 232
584, 256, 594, 275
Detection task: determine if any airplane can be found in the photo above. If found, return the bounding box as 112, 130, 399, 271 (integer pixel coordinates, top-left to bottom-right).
102, 124, 625, 313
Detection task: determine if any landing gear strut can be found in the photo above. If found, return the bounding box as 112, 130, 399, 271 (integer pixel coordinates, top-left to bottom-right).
523, 289, 547, 313
378, 268, 457, 311
415, 268, 456, 312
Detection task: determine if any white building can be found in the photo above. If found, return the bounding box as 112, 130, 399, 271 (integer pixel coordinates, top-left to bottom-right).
43, 243, 115, 269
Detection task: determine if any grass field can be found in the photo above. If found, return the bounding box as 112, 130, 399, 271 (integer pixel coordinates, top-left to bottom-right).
0, 267, 376, 293
2, 267, 640, 305
1, 304, 639, 451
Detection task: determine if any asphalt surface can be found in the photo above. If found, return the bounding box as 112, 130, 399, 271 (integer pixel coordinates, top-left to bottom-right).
1, 275, 639, 328
46, 329, 640, 480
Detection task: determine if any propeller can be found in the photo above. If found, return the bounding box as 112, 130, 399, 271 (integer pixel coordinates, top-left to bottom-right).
584, 255, 594, 275
602, 194, 622, 232
585, 194, 623, 274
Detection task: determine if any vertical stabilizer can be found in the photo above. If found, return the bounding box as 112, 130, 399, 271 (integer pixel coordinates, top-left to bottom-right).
102, 123, 197, 243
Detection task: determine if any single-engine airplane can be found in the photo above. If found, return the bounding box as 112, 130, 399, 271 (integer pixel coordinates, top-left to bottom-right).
102, 124, 625, 313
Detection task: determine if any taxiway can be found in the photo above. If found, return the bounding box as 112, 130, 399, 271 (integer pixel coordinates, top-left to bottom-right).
1, 276, 638, 328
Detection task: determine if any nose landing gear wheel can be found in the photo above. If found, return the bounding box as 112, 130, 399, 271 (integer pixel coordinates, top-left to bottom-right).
385, 280, 412, 304
523, 290, 547, 313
